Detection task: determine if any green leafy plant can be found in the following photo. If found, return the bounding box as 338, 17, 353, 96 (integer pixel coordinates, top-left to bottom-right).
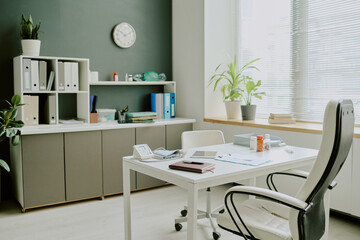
243, 71, 266, 106
0, 95, 24, 172
20, 14, 41, 40
209, 56, 263, 102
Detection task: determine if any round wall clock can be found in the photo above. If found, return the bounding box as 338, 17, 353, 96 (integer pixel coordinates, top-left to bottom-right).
112, 22, 136, 48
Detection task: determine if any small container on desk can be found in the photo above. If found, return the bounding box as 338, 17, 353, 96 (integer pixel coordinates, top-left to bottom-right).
90, 113, 98, 123
97, 109, 116, 122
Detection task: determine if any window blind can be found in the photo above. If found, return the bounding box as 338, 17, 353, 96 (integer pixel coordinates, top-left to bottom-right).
238, 0, 360, 123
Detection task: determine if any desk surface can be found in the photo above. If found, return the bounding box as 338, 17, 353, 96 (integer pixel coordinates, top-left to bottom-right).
124, 144, 318, 187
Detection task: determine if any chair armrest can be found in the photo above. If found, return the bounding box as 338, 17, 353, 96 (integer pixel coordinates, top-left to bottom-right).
267, 170, 337, 191
225, 185, 310, 211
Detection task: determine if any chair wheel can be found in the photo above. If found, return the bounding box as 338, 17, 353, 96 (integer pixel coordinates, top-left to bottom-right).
175, 223, 183, 231
213, 231, 221, 240
219, 209, 225, 214
181, 209, 187, 217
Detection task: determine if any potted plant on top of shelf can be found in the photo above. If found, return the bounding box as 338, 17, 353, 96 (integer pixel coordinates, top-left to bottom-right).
0, 95, 24, 202
241, 62, 266, 120
20, 14, 41, 56
208, 56, 262, 119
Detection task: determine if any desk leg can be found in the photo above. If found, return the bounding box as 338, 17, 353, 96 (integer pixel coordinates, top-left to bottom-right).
187, 183, 198, 240
123, 162, 131, 240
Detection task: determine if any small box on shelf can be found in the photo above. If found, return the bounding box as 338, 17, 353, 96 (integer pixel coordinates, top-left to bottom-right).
90, 113, 98, 123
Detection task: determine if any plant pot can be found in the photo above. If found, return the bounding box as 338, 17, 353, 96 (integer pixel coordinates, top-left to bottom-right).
225, 101, 241, 119
21, 39, 41, 56
241, 105, 256, 120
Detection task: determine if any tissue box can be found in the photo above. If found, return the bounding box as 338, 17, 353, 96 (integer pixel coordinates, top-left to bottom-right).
97, 109, 116, 122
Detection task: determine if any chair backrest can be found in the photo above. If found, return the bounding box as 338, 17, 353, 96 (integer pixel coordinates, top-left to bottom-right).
181, 130, 225, 150
289, 100, 354, 240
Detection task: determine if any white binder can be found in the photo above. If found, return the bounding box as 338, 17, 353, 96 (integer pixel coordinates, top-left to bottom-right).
58, 62, 65, 91
22, 59, 31, 91
71, 62, 79, 91
23, 95, 39, 126
30, 60, 39, 91
39, 61, 47, 91
64, 62, 72, 91
44, 95, 56, 124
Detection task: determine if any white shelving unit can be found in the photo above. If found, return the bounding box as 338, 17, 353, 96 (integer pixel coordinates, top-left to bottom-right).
13, 55, 90, 125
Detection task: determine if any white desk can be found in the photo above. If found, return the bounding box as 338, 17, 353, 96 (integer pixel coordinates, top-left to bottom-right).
123, 143, 318, 240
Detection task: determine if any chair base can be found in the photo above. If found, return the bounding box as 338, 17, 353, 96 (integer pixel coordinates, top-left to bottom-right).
174, 188, 224, 240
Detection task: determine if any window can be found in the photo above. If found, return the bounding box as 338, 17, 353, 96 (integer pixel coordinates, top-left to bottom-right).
238, 0, 360, 123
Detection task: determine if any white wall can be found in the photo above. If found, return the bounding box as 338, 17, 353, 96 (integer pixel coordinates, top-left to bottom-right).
172, 0, 358, 217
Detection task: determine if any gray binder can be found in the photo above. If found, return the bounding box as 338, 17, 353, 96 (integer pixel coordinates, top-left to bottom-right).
22, 59, 32, 91
39, 61, 47, 91
71, 62, 79, 91
44, 95, 56, 124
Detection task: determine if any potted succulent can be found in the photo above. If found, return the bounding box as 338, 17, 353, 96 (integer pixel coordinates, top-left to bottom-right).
208, 56, 262, 119
20, 14, 41, 56
241, 62, 265, 120
0, 95, 24, 202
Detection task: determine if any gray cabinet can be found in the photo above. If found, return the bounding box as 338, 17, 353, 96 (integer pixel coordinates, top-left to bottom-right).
102, 128, 136, 195
166, 123, 193, 149
136, 126, 166, 189
21, 134, 65, 208
64, 131, 102, 201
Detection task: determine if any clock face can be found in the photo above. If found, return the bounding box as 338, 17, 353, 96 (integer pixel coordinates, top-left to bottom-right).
112, 22, 136, 48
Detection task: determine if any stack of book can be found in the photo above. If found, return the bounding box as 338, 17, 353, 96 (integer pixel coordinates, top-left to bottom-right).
126, 112, 157, 123
268, 113, 296, 124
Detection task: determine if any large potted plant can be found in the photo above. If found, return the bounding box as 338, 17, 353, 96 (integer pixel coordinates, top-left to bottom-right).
241, 64, 265, 120
209, 56, 262, 119
20, 14, 41, 56
0, 95, 24, 202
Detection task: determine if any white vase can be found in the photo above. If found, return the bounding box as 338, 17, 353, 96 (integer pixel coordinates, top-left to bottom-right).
225, 101, 241, 119
21, 39, 41, 56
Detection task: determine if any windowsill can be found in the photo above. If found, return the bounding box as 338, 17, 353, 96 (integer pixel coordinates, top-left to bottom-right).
204, 117, 360, 138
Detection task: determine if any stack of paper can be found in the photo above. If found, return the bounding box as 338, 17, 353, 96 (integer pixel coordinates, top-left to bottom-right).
268, 113, 296, 124
126, 112, 157, 123
215, 154, 271, 166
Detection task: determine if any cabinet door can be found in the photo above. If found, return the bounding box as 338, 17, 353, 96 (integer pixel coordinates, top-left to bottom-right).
166, 123, 193, 149
136, 126, 166, 189
22, 134, 65, 208
102, 128, 136, 195
65, 131, 102, 201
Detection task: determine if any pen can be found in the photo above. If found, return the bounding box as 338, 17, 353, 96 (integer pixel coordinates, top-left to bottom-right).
183, 160, 204, 165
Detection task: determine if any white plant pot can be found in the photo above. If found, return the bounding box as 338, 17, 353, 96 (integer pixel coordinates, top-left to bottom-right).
21, 39, 41, 56
225, 101, 241, 119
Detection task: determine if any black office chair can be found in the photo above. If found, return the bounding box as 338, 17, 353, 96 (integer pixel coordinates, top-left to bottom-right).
217, 100, 354, 240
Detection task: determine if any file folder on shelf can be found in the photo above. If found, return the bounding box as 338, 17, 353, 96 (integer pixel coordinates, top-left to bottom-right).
71, 62, 79, 91
47, 71, 55, 91
170, 92, 175, 118
30, 60, 39, 91
151, 93, 163, 119
64, 62, 72, 91
44, 95, 56, 124
23, 95, 39, 126
22, 59, 31, 91
163, 93, 171, 119
58, 62, 65, 91
39, 61, 47, 91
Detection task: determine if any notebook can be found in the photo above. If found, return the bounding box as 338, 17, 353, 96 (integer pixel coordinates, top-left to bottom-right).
169, 161, 215, 173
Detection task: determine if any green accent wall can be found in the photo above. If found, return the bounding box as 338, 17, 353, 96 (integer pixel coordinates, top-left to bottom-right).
0, 0, 172, 199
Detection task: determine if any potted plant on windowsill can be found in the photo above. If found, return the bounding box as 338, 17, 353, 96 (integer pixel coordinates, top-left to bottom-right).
0, 95, 24, 202
209, 56, 262, 119
241, 68, 265, 120
20, 14, 41, 56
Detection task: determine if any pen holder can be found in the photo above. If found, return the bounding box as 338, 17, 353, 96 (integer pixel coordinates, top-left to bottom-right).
118, 111, 126, 123
90, 113, 98, 123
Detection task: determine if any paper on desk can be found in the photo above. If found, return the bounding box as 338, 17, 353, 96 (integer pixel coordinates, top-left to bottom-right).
215, 153, 271, 166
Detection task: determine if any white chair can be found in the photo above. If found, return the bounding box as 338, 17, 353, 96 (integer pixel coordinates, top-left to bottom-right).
217, 100, 354, 240
175, 130, 225, 240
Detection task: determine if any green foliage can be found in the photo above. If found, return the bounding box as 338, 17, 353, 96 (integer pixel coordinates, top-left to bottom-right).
20, 14, 41, 40
0, 95, 24, 172
243, 76, 266, 106
209, 57, 264, 103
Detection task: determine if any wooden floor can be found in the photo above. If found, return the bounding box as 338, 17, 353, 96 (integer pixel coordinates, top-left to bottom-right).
0, 184, 359, 240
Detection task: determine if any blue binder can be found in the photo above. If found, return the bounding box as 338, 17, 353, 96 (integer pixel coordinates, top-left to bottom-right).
170, 93, 175, 118
151, 93, 157, 112
163, 93, 171, 119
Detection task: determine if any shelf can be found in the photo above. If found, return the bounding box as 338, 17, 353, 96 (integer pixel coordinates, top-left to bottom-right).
90, 81, 175, 86
58, 91, 88, 94
23, 91, 56, 94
